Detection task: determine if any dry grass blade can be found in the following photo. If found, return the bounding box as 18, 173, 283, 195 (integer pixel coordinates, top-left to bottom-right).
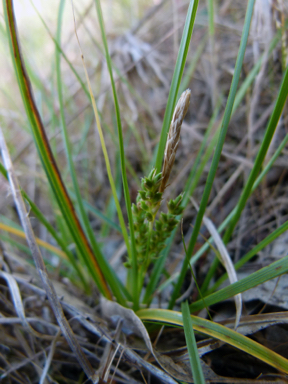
0, 270, 54, 340
39, 330, 61, 384
0, 127, 98, 383
203, 215, 242, 330
97, 319, 122, 382
220, 311, 288, 336
160, 89, 191, 193
1, 347, 48, 381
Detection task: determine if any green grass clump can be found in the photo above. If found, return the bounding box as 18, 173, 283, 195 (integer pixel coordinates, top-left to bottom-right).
2, 0, 288, 381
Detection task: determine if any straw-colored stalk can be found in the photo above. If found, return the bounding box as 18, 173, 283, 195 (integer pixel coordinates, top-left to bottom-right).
159, 89, 191, 193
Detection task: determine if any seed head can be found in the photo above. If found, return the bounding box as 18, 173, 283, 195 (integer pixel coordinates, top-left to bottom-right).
160, 89, 191, 193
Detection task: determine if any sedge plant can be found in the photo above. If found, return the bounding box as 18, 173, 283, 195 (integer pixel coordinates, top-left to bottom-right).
130, 89, 191, 295
2, 0, 288, 380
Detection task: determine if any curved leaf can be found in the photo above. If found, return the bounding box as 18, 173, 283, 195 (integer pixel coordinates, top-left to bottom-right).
137, 308, 288, 374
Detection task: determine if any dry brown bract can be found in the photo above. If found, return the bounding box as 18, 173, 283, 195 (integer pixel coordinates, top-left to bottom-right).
160, 89, 191, 193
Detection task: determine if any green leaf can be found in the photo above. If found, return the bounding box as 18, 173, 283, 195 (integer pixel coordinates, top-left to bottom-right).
155, 0, 199, 173
190, 254, 288, 313
224, 63, 288, 242
94, 0, 138, 308
181, 301, 205, 384
137, 308, 288, 374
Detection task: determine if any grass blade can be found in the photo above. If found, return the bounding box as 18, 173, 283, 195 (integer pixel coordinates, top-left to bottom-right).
190, 254, 288, 313
183, 96, 222, 205
200, 211, 242, 329
0, 221, 68, 261
155, 0, 199, 173
181, 301, 205, 384
224, 64, 288, 242
94, 0, 138, 307
178, 33, 208, 96
137, 308, 288, 374
76, 193, 122, 233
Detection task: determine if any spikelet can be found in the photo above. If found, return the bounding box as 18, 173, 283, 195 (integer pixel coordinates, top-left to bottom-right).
159, 89, 191, 193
